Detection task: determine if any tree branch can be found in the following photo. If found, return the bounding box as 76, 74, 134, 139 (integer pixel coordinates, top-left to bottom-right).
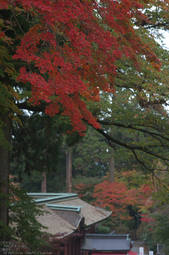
98, 120, 169, 140
16, 102, 47, 112
89, 124, 169, 172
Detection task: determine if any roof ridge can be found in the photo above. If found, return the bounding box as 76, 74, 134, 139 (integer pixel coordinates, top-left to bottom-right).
28, 193, 78, 204
46, 203, 83, 213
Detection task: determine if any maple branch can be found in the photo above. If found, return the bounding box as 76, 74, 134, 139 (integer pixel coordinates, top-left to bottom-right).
98, 120, 169, 140
90, 125, 169, 172
92, 126, 143, 150
150, 134, 168, 147
12, 4, 26, 35
132, 149, 153, 172
16, 102, 47, 112
141, 22, 169, 29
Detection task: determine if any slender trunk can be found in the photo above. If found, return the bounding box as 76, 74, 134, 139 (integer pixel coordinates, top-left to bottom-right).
66, 149, 72, 193
0, 115, 11, 241
109, 123, 115, 182
41, 172, 47, 193
109, 153, 115, 182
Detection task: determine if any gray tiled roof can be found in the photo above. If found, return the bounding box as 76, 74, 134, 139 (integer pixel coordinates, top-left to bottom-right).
36, 206, 78, 237
31, 193, 111, 238
81, 234, 131, 252
51, 197, 111, 227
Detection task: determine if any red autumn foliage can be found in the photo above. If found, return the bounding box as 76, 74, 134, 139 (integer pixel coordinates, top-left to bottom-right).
75, 176, 156, 223
75, 183, 89, 198
93, 180, 138, 220
137, 183, 154, 204
140, 214, 154, 223
137, 183, 155, 222
0, 0, 161, 134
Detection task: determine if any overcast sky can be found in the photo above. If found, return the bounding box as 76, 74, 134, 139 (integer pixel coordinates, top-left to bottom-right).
158, 30, 169, 50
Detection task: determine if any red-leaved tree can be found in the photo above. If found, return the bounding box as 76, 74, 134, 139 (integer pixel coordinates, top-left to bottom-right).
0, 0, 161, 242
93, 180, 138, 221
0, 0, 160, 134
92, 179, 155, 225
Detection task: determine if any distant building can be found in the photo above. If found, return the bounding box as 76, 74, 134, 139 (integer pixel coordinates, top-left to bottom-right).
81, 233, 136, 255
157, 244, 165, 255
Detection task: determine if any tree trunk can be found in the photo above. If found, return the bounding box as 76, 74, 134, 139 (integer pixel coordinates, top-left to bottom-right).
109, 153, 115, 182
66, 149, 72, 193
109, 123, 115, 182
0, 115, 11, 241
41, 172, 47, 193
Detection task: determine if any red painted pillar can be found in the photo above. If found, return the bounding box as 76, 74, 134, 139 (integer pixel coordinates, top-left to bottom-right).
68, 241, 71, 255
65, 243, 68, 255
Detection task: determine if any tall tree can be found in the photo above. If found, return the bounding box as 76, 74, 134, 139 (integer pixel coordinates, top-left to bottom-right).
73, 127, 111, 177
0, 0, 161, 133
0, 0, 169, 242
11, 113, 63, 179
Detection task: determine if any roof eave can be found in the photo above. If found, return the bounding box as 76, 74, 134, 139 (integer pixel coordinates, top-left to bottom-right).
81, 249, 130, 252
84, 210, 112, 228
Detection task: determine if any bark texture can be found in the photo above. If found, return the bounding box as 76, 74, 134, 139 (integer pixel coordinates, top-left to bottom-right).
41, 172, 47, 193
0, 115, 11, 241
109, 154, 115, 182
66, 149, 72, 193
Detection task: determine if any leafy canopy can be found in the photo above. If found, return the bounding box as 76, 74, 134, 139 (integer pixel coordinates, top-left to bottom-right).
0, 0, 160, 135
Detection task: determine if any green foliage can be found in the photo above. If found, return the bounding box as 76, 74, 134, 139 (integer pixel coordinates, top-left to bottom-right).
0, 11, 23, 148
140, 203, 169, 254
115, 170, 151, 189
73, 175, 103, 203
9, 183, 49, 251
1, 0, 169, 250
96, 217, 131, 235
96, 225, 110, 234
88, 29, 169, 173
19, 170, 43, 192
136, 171, 169, 253
11, 113, 63, 178
151, 207, 169, 254
19, 170, 67, 193
73, 127, 111, 177
0, 178, 49, 251
96, 217, 114, 233
140, 224, 157, 253
72, 125, 148, 179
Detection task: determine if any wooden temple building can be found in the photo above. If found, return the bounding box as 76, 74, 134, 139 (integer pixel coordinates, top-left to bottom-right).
28, 193, 137, 255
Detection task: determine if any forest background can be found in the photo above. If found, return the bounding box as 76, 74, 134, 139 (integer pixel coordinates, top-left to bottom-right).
1, 0, 169, 254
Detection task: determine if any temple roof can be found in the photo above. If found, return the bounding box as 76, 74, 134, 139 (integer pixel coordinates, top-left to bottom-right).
28, 193, 112, 238
81, 233, 132, 252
